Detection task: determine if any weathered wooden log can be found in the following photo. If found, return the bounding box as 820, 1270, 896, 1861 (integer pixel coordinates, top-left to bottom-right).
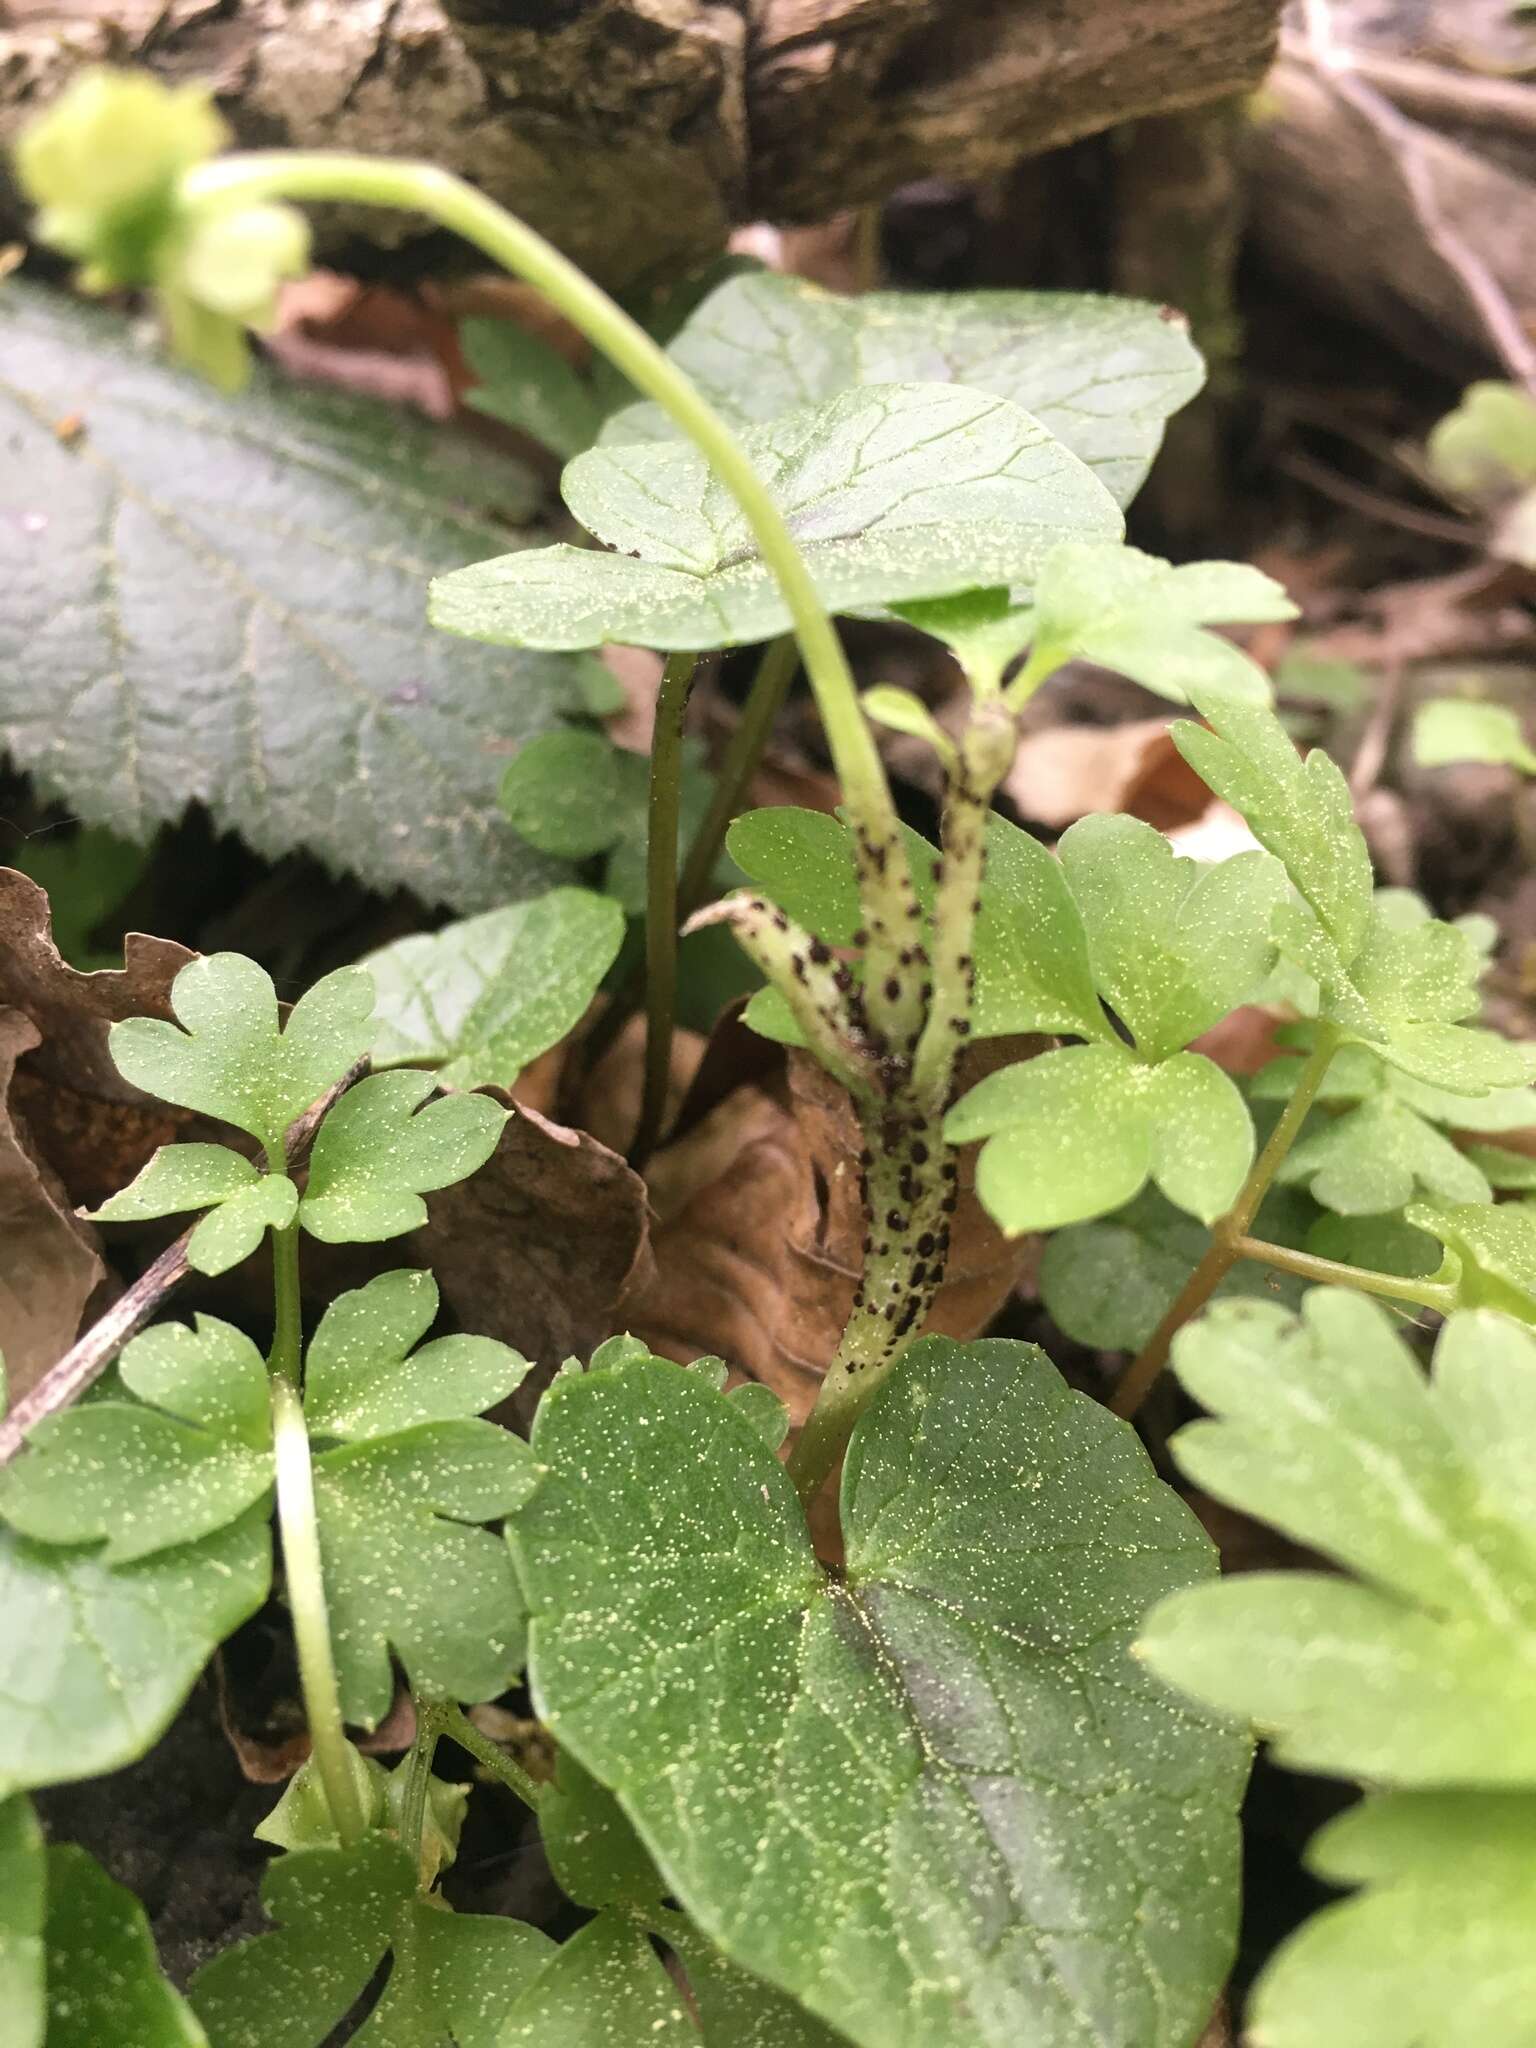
0, 0, 1283, 288
1247, 2, 1536, 380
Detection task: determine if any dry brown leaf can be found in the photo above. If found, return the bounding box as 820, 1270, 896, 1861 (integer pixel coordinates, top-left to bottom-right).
0, 867, 195, 1208
411, 1093, 652, 1380
0, 1004, 105, 1399
1005, 718, 1212, 834
619, 1037, 1042, 1424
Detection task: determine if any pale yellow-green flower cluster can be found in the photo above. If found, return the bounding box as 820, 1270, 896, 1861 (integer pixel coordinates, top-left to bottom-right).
14, 67, 309, 390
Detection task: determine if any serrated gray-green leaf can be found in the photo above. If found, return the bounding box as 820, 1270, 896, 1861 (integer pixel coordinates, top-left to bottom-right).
1248, 1791, 1536, 2048
0, 1510, 271, 1795
313, 1421, 534, 1727
598, 272, 1204, 508
42, 1843, 206, 2048
432, 384, 1122, 654
1139, 1296, 1536, 1785
0, 282, 582, 911
361, 888, 625, 1091
513, 1339, 1243, 2048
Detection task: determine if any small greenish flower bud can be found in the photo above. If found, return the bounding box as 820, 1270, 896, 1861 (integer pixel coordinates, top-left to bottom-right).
163, 200, 312, 391
15, 66, 226, 285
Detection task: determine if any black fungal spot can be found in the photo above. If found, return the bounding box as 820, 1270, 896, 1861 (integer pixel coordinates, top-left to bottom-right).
916, 1233, 936, 1257
911, 1140, 929, 1165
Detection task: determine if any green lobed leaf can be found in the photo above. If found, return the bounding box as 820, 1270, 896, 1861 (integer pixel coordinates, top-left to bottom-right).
1407, 1200, 1536, 1323
360, 889, 625, 1091
313, 1421, 535, 1728
0, 1314, 273, 1563
1277, 1096, 1491, 1215
0, 1510, 271, 1795
303, 1268, 529, 1441
0, 1797, 44, 2048
90, 1143, 300, 1276
500, 1912, 694, 2045
668, 1922, 853, 2048
352, 1900, 555, 2048
1247, 1791, 1536, 2048
189, 1841, 415, 2048
1039, 1186, 1308, 1353
947, 1042, 1254, 1233
460, 316, 601, 460
1139, 1296, 1536, 1785
499, 728, 627, 859
1175, 695, 1536, 1095
1057, 814, 1283, 1060
598, 271, 1205, 509
431, 384, 1123, 654
0, 281, 583, 913
109, 954, 374, 1158
297, 1070, 508, 1244
41, 1843, 206, 2047
1014, 542, 1293, 705
1414, 696, 1536, 775
513, 1339, 1244, 2048
1426, 380, 1536, 502
540, 1751, 663, 1913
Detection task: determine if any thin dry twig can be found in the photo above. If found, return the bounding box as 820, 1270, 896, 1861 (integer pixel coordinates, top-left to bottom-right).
1275, 446, 1482, 546
0, 1056, 369, 1466
1291, 0, 1536, 395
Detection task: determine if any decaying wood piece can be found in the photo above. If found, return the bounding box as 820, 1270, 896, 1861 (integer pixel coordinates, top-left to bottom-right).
1249, 2, 1536, 376
0, 0, 1283, 288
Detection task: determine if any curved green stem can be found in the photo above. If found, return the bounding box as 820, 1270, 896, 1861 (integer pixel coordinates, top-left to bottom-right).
1229, 1235, 1458, 1314
677, 634, 799, 918
439, 1703, 545, 1811
397, 1696, 445, 1888
184, 155, 897, 856
632, 651, 698, 1169
270, 1374, 366, 1847
1111, 1024, 1344, 1418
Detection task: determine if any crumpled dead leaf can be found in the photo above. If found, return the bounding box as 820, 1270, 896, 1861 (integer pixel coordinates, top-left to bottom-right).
0, 1005, 104, 1400
0, 866, 195, 1207
411, 1090, 652, 1382
618, 1036, 1042, 1424
1006, 716, 1212, 834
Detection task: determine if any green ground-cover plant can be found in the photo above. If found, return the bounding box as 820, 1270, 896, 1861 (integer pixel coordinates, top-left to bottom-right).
7, 62, 1536, 2047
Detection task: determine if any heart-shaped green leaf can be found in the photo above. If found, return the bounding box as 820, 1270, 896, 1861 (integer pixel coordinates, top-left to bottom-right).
599, 271, 1204, 508
361, 889, 625, 1092
948, 1041, 1255, 1234
432, 384, 1122, 654
513, 1339, 1244, 2048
